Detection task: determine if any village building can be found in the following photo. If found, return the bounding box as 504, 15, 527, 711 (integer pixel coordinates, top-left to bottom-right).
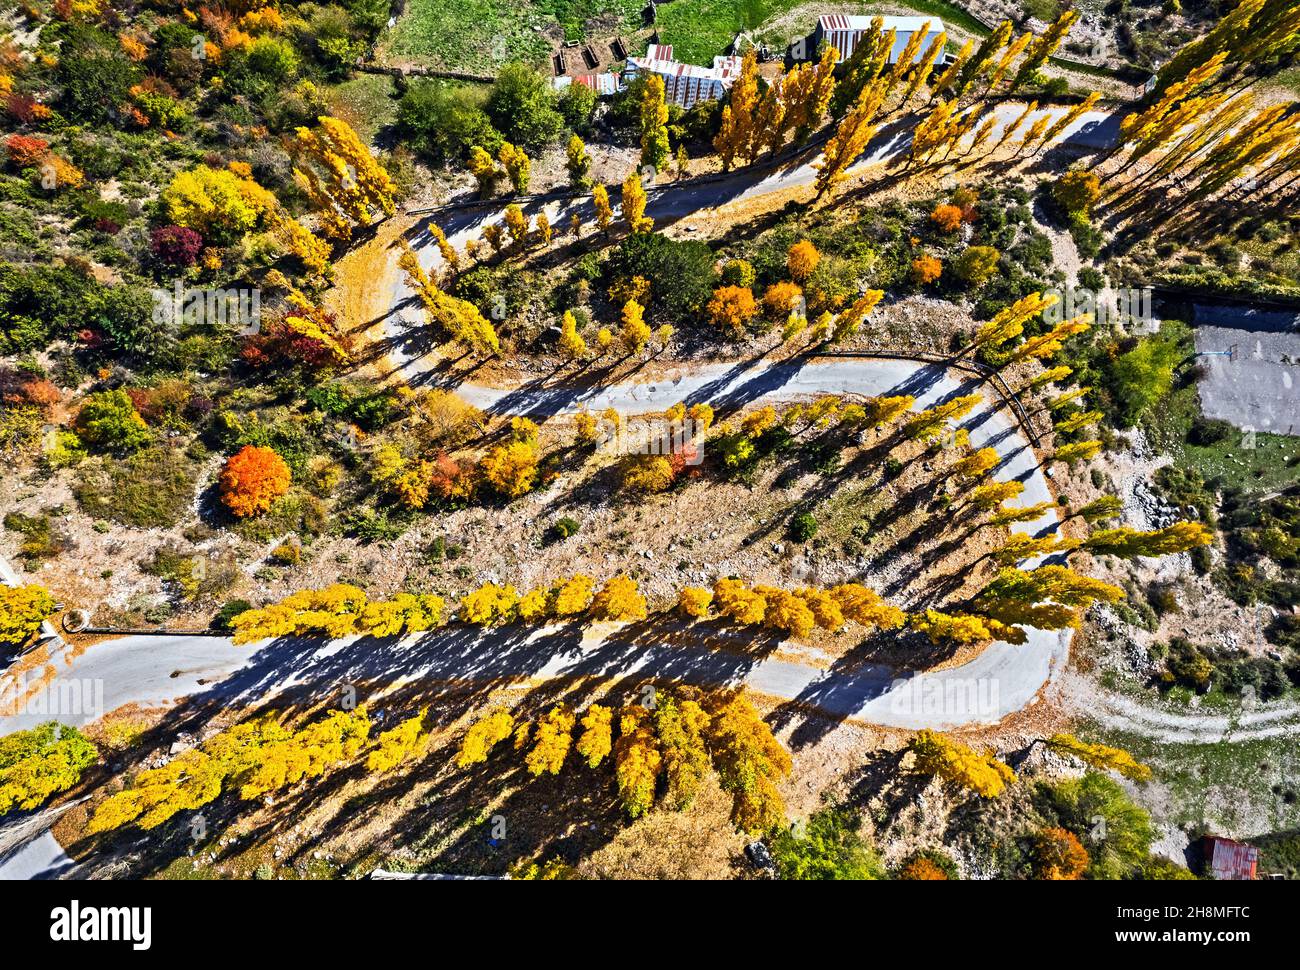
1201, 837, 1260, 880
801, 14, 947, 65
549, 72, 624, 96
624, 44, 745, 109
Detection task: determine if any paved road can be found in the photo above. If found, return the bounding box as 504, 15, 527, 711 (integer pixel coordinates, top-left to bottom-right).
384, 103, 1118, 382
0, 105, 1119, 880
0, 801, 83, 880
0, 619, 1065, 739
1, 355, 1065, 742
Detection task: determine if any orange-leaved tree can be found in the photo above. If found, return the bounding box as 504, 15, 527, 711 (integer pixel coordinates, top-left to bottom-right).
219, 445, 291, 518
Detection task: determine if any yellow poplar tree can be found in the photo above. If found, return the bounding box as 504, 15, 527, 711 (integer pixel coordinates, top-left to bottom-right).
0, 584, 56, 647
620, 298, 651, 354
1082, 522, 1213, 557
558, 310, 587, 360
953, 446, 998, 480
901, 393, 981, 441
909, 730, 1015, 797
862, 394, 915, 427
566, 134, 591, 188
457, 710, 516, 767
525, 705, 576, 776
575, 705, 614, 767
887, 20, 931, 93
366, 708, 429, 772
592, 183, 613, 234
292, 116, 395, 240
902, 30, 946, 105
460, 582, 521, 624
589, 574, 648, 622
620, 170, 652, 233
969, 479, 1025, 510
831, 287, 884, 343
714, 51, 759, 170
1015, 10, 1079, 87
1045, 734, 1152, 781
498, 141, 531, 193
503, 204, 529, 248
614, 706, 662, 818
677, 587, 714, 618
815, 77, 888, 197
639, 73, 670, 171
704, 690, 791, 833
930, 39, 974, 99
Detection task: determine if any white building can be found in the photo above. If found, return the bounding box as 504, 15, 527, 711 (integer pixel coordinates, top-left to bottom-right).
549, 72, 624, 97
625, 44, 745, 110
808, 15, 947, 65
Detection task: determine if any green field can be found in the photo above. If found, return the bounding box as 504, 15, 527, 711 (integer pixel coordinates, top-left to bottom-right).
660, 0, 985, 67
326, 74, 399, 144
380, 0, 1136, 79
379, 0, 986, 73
1142, 378, 1300, 495
379, 0, 642, 72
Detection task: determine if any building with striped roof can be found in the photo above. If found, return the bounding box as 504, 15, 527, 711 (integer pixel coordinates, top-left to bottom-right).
805, 14, 947, 65
624, 44, 746, 110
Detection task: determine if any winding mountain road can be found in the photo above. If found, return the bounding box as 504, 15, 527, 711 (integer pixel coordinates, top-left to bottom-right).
1, 354, 1067, 744
1, 104, 1128, 746
384, 103, 1119, 382
0, 103, 1131, 881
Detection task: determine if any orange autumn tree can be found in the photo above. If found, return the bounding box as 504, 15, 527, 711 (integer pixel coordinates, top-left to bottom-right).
898, 856, 949, 880
707, 284, 759, 338
786, 239, 820, 282
219, 445, 291, 517
1032, 826, 1089, 880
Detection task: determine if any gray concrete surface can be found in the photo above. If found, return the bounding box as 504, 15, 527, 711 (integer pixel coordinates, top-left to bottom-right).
1194, 323, 1300, 435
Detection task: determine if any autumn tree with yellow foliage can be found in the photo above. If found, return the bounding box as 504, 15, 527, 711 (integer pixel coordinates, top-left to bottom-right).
1043, 734, 1151, 781
909, 730, 1015, 797
292, 117, 395, 241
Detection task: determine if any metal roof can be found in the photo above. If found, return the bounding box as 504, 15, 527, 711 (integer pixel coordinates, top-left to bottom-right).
818, 14, 945, 32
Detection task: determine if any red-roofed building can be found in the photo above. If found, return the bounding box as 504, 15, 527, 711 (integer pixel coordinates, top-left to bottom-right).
625, 46, 745, 109
1202, 837, 1259, 880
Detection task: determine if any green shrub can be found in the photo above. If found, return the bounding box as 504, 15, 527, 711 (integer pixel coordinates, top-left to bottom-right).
547, 517, 581, 542
789, 512, 818, 543
396, 79, 501, 161
485, 62, 563, 152
75, 390, 152, 452
557, 81, 597, 134
74, 445, 199, 528
602, 233, 717, 323
213, 598, 254, 632
1034, 772, 1154, 880
4, 511, 72, 562
769, 806, 885, 880
144, 545, 239, 602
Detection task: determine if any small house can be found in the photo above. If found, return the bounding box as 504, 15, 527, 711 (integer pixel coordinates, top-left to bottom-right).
549, 73, 624, 97
1202, 837, 1259, 880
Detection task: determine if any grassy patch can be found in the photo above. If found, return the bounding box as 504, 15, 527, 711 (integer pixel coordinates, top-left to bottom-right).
1093, 722, 1300, 836
74, 445, 201, 529
326, 75, 400, 144
1143, 382, 1300, 495
3, 511, 73, 563
380, 0, 641, 72
381, 0, 551, 70
1272, 65, 1300, 97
